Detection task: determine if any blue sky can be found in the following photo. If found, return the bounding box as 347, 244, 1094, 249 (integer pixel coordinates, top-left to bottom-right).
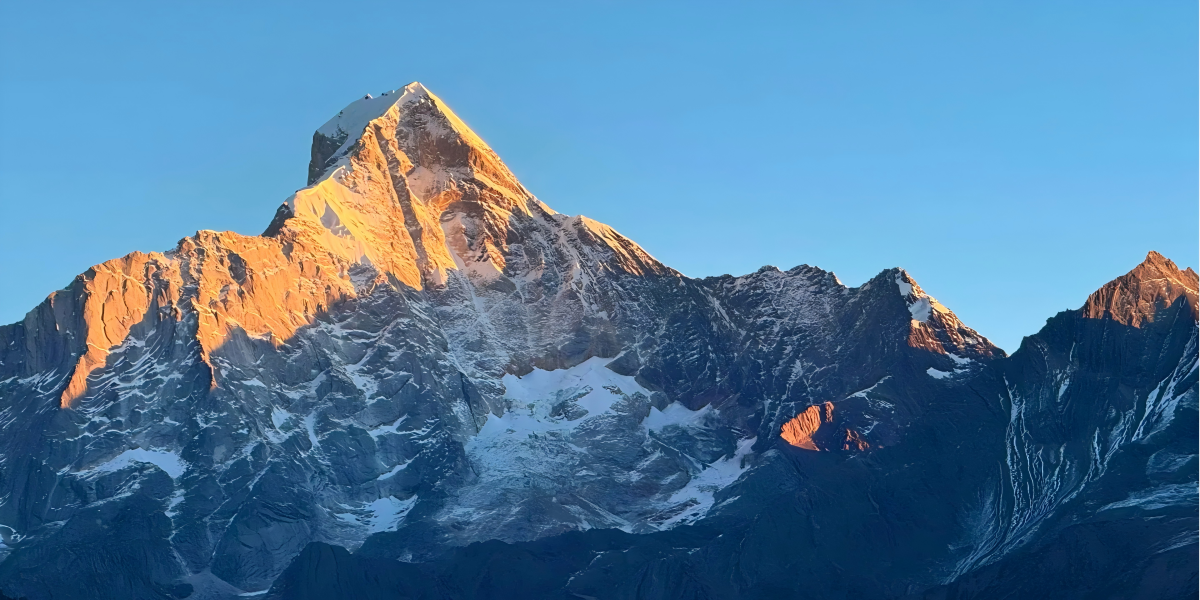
0, 1, 1195, 352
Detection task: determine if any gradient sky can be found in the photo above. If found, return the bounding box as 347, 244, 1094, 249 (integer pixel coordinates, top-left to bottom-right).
0, 1, 1195, 352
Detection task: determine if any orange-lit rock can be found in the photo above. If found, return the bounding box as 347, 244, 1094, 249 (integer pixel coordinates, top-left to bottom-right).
55, 82, 665, 408
1081, 251, 1199, 326
842, 427, 871, 451
780, 402, 834, 450
780, 401, 871, 452
58, 251, 177, 407
58, 226, 359, 407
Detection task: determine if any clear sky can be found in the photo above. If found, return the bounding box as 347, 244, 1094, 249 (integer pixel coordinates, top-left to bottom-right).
0, 1, 1195, 352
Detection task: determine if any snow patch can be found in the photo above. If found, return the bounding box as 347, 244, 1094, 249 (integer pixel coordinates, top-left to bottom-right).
659, 437, 756, 528
334, 496, 418, 533
165, 489, 186, 518
303, 414, 321, 448
1101, 483, 1198, 512
927, 368, 953, 379
909, 297, 933, 322
645, 403, 713, 431
85, 448, 188, 479
367, 415, 408, 439
366, 496, 418, 532
928, 357, 973, 380
465, 358, 652, 488
1146, 451, 1195, 475
270, 407, 291, 429
378, 459, 412, 480
947, 353, 973, 366
847, 376, 891, 399
895, 272, 952, 323
498, 356, 649, 423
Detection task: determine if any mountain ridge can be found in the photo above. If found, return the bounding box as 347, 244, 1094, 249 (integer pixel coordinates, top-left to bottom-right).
0, 83, 1193, 600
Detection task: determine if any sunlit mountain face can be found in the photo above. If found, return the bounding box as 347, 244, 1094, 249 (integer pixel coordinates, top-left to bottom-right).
0, 84, 1194, 600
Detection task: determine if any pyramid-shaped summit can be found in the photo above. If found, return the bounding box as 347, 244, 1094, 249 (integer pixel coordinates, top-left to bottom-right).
1082, 250, 1199, 326
268, 83, 667, 293
308, 82, 498, 185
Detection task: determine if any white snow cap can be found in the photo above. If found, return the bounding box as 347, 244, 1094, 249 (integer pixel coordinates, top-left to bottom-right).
316, 82, 431, 141
312, 82, 493, 169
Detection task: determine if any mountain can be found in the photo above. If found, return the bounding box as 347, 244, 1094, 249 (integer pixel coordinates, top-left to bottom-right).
0, 83, 1194, 600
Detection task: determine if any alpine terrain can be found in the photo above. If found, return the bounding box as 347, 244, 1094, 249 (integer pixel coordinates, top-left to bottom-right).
0, 83, 1194, 600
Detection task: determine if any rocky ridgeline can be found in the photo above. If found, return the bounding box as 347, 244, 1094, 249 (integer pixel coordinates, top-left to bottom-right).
0, 84, 1194, 600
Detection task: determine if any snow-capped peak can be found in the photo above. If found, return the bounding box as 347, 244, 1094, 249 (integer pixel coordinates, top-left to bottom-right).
313, 82, 492, 172
316, 82, 430, 141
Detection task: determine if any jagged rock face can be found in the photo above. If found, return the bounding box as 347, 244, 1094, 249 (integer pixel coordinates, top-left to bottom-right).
924, 254, 1198, 598
263, 252, 1198, 600
0, 83, 1193, 600
1081, 250, 1198, 327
